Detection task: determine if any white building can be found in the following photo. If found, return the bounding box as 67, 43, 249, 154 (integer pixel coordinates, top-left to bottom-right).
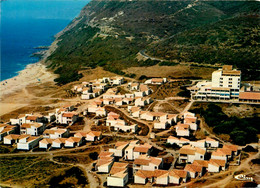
64, 137, 83, 147
20, 123, 45, 136
39, 138, 54, 149
169, 170, 188, 184
107, 162, 129, 187
134, 170, 169, 185
0, 124, 16, 141
17, 135, 41, 150
189, 65, 241, 101
56, 111, 78, 125
43, 128, 69, 139
109, 141, 129, 157
178, 145, 206, 164
133, 155, 163, 172
3, 134, 21, 145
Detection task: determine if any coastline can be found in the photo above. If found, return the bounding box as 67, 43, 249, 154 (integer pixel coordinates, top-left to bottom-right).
0, 37, 60, 100
0, 61, 57, 99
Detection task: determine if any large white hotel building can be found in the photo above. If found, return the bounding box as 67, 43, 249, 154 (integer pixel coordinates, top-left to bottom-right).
189, 65, 241, 100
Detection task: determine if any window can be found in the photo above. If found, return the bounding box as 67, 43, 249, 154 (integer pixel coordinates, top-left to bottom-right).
229, 82, 232, 84
200, 156, 203, 159
220, 84, 223, 87
229, 78, 232, 80
220, 78, 223, 80
220, 81, 223, 84
228, 85, 232, 87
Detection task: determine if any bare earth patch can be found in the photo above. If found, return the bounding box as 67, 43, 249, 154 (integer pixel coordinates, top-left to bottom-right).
124, 64, 216, 79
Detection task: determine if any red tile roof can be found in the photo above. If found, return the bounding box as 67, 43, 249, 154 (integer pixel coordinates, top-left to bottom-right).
239, 92, 260, 100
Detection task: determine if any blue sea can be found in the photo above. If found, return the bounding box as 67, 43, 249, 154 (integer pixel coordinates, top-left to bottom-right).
1, 0, 90, 81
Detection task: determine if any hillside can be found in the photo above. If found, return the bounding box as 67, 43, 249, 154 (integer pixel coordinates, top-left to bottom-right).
46, 0, 260, 84
147, 15, 260, 80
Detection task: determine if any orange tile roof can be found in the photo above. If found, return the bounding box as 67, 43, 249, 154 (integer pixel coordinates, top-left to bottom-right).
195, 147, 206, 155
180, 137, 190, 142
26, 136, 40, 142
21, 123, 43, 128
177, 123, 190, 129
110, 162, 128, 175
134, 146, 151, 153
218, 148, 232, 156
209, 159, 226, 167
26, 116, 38, 121
134, 158, 150, 166
140, 85, 150, 92
135, 170, 168, 179
74, 132, 88, 137
62, 112, 77, 118
193, 160, 209, 168
4, 134, 20, 140
239, 92, 260, 100
53, 138, 67, 144
168, 136, 179, 140
66, 137, 81, 143
115, 141, 129, 147
98, 151, 114, 158
88, 131, 101, 137
184, 164, 203, 173
151, 78, 164, 83
96, 159, 113, 167
169, 170, 188, 178
108, 112, 120, 119
44, 129, 67, 135
185, 117, 197, 123
212, 150, 226, 157
179, 145, 196, 155
40, 138, 54, 144
223, 145, 239, 152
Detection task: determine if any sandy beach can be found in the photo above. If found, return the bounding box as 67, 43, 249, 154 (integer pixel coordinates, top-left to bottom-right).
0, 62, 57, 116
0, 62, 57, 99
0, 62, 56, 99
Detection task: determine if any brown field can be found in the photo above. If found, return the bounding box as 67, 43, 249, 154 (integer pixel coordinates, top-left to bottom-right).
124, 64, 216, 79
150, 80, 191, 100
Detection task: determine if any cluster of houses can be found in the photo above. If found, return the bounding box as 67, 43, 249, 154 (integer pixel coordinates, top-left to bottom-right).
1, 104, 102, 150
96, 137, 232, 187
73, 76, 125, 100
95, 140, 170, 187
167, 136, 240, 177
128, 107, 178, 130
95, 138, 239, 187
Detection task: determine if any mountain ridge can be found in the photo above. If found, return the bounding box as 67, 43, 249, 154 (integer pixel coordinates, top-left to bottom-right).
46, 0, 260, 85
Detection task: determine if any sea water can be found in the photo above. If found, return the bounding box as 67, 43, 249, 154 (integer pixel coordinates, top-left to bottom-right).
1, 0, 89, 81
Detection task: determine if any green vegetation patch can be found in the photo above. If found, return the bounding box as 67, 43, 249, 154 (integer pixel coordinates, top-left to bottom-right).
0, 157, 67, 186
48, 167, 88, 188
148, 15, 260, 80
193, 104, 259, 145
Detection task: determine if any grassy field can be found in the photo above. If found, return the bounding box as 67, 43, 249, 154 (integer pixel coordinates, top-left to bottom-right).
0, 157, 68, 186
0, 155, 91, 187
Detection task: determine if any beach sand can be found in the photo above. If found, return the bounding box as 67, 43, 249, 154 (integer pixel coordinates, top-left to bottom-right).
0, 62, 57, 116
0, 62, 56, 98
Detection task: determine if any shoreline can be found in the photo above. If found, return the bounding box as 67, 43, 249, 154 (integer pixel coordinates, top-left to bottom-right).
0, 61, 57, 99
0, 37, 60, 100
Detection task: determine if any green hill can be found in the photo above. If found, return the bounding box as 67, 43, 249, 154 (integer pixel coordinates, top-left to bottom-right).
47, 0, 260, 84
